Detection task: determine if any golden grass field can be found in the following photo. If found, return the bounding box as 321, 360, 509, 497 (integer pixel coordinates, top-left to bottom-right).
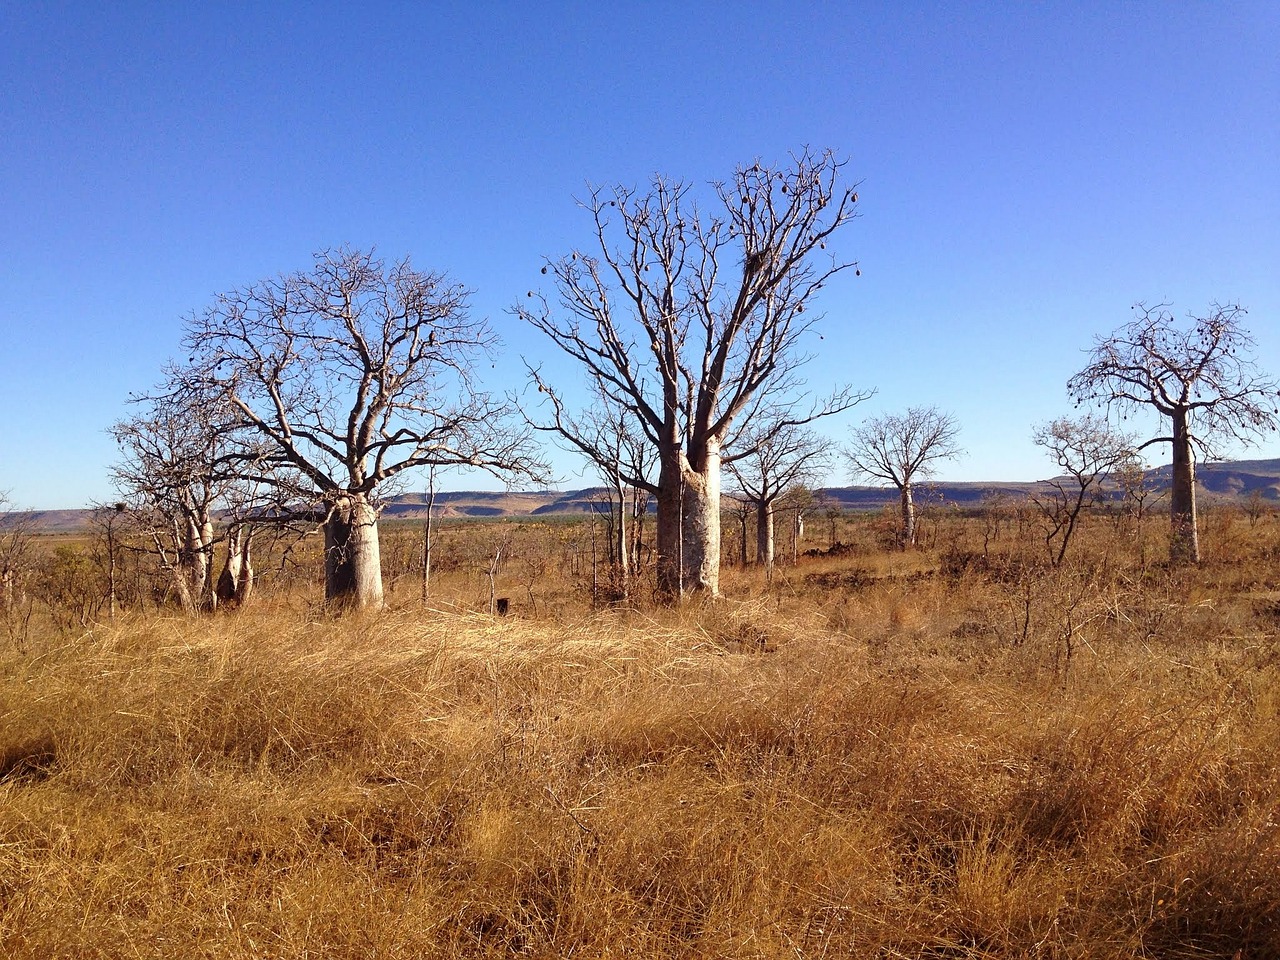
2, 509, 1279, 958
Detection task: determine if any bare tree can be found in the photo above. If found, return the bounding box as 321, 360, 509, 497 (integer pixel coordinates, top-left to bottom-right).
111, 377, 259, 613
0, 492, 36, 620
183, 247, 542, 610
518, 149, 864, 598
844, 407, 962, 548
1068, 302, 1280, 564
782, 484, 815, 565
1031, 415, 1135, 566
726, 419, 843, 579
523, 381, 657, 599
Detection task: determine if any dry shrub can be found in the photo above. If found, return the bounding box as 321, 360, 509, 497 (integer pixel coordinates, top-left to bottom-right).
3, 554, 1280, 958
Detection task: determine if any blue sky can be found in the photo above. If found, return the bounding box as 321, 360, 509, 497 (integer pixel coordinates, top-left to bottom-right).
2, 2, 1277, 509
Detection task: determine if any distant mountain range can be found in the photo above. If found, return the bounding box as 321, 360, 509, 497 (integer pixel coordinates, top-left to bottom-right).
9, 459, 1279, 532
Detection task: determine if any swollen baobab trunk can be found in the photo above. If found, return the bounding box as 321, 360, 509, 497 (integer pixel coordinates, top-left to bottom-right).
174, 516, 215, 614
323, 495, 384, 610
655, 443, 723, 597
681, 443, 723, 594
1169, 409, 1200, 564
215, 525, 255, 608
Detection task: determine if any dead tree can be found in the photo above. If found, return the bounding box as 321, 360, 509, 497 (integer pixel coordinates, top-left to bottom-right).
182, 247, 543, 610
519, 149, 864, 599
1031, 415, 1134, 566
726, 419, 842, 579
1068, 302, 1279, 564
844, 407, 962, 548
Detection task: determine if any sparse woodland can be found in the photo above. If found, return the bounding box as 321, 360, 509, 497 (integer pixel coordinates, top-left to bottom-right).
2, 152, 1279, 958
2, 501, 1279, 959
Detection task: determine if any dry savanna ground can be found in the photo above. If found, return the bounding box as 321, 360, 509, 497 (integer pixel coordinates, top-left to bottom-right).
2, 507, 1279, 958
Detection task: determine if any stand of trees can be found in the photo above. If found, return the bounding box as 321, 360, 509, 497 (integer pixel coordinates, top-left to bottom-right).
726, 417, 847, 577
95, 166, 1278, 613
118, 248, 542, 612
519, 149, 867, 598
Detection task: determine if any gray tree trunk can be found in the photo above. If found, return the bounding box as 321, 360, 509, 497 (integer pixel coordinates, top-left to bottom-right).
176, 516, 214, 614
324, 494, 384, 610
656, 442, 723, 599
656, 456, 685, 598
613, 469, 629, 594
680, 440, 722, 595
755, 501, 775, 579
900, 483, 917, 548
216, 526, 254, 607
1169, 408, 1200, 564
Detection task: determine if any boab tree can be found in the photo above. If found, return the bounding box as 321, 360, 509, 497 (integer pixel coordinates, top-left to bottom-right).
844, 406, 962, 548
184, 247, 541, 610
1068, 302, 1279, 564
112, 374, 265, 613
727, 414, 848, 578
518, 149, 864, 598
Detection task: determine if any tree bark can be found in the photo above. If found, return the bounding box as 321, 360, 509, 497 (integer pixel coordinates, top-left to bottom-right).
656, 456, 685, 598
176, 515, 214, 614
655, 451, 722, 597
216, 525, 254, 607
235, 532, 254, 606
613, 469, 629, 595
324, 495, 384, 610
900, 483, 917, 549
1169, 408, 1200, 564
630, 489, 646, 571
755, 501, 775, 579
681, 440, 722, 595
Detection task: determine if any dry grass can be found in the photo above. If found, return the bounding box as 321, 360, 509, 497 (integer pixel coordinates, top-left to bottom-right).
3, 518, 1280, 958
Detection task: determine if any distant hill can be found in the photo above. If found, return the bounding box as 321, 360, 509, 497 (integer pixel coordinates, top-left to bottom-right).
0, 509, 95, 535
1144, 458, 1280, 500
7, 460, 1279, 532
382, 488, 620, 519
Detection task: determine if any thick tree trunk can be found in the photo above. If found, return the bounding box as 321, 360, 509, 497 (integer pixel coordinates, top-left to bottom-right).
216, 526, 255, 607
755, 501, 775, 579
656, 456, 684, 598
900, 483, 917, 549
681, 441, 721, 595
235, 534, 254, 607
324, 495, 384, 610
176, 516, 214, 614
1169, 408, 1200, 565
655, 442, 723, 599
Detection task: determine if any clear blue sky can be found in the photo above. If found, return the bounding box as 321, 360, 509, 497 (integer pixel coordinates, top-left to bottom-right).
2, 2, 1277, 510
